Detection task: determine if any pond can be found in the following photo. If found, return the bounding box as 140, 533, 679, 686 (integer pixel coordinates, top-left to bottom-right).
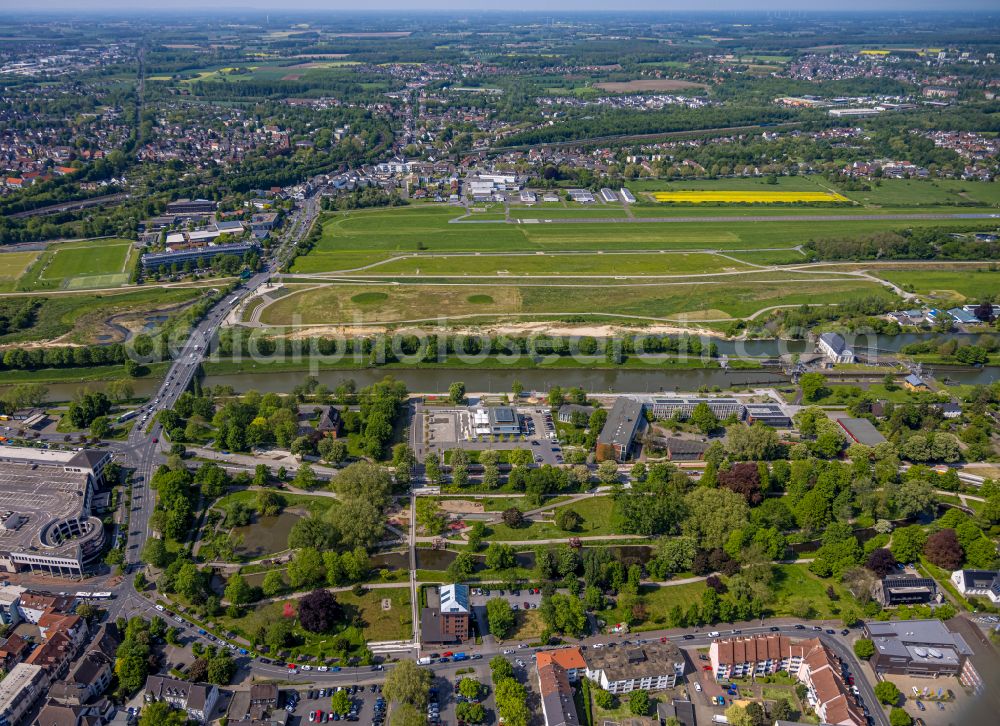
231, 511, 302, 559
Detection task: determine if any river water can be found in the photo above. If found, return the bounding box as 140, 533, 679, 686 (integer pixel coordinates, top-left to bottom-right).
15, 332, 1000, 401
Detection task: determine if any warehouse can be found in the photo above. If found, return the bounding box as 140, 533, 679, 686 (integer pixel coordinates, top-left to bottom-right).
836, 417, 887, 446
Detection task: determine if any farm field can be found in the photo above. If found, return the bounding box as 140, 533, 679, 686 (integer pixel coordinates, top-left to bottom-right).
315, 251, 754, 277
594, 79, 708, 92
651, 190, 849, 204
15, 237, 135, 291
258, 276, 894, 325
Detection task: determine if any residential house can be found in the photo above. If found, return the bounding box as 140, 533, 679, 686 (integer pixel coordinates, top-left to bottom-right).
557, 404, 595, 425
0, 663, 49, 726
143, 676, 219, 723
47, 651, 115, 706
33, 699, 114, 726
583, 642, 685, 694
537, 654, 580, 726
903, 374, 928, 391
0, 585, 24, 625
950, 570, 1000, 603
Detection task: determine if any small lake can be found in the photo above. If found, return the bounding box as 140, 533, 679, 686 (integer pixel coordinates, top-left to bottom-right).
231, 511, 301, 559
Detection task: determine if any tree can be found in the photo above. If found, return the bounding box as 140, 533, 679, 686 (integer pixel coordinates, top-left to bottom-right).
555, 508, 583, 531
889, 707, 913, 726
770, 698, 794, 722
458, 678, 482, 701
718, 462, 764, 505
383, 659, 432, 709
455, 703, 486, 724
628, 690, 649, 716
726, 423, 781, 461
854, 638, 875, 659
511, 380, 524, 398
90, 416, 111, 438
490, 655, 514, 681
142, 538, 172, 568
539, 593, 587, 636
800, 373, 829, 403
890, 525, 927, 564
207, 652, 236, 685
319, 438, 348, 465
691, 402, 718, 434
874, 680, 901, 705
485, 542, 516, 571
298, 589, 343, 633
424, 454, 443, 486
924, 529, 964, 570
502, 507, 524, 528
682, 487, 750, 550
288, 548, 326, 588
224, 573, 253, 606
597, 460, 619, 484
486, 598, 516, 639
261, 570, 285, 597
448, 382, 466, 405
392, 444, 415, 486
330, 689, 352, 715
865, 548, 898, 577
594, 688, 615, 709
138, 701, 188, 726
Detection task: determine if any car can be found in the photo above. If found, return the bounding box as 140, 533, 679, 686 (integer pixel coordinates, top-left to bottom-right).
438, 657, 449, 663
471, 654, 482, 659
699, 654, 708, 661
916, 701, 925, 712
794, 624, 805, 630
841, 629, 850, 636
310, 713, 317, 723
155, 605, 165, 612
694, 682, 702, 692
524, 601, 530, 609
301, 665, 312, 671
826, 629, 835, 635
702, 665, 712, 671
592, 643, 605, 649
309, 691, 316, 700
502, 649, 514, 654
683, 635, 694, 640
812, 626, 823, 631
152, 437, 158, 443
769, 626, 780, 632
442, 651, 454, 657
511, 604, 518, 610
319, 690, 327, 697
318, 666, 329, 672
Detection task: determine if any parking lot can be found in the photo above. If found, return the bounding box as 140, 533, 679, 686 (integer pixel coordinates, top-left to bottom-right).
469, 585, 545, 618
283, 684, 382, 725
415, 405, 563, 465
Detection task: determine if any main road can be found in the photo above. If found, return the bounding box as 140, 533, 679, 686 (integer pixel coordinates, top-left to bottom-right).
115, 192, 320, 575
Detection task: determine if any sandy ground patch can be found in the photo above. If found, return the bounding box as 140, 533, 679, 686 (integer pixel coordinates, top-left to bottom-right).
278, 320, 724, 340
438, 500, 485, 515
595, 79, 708, 92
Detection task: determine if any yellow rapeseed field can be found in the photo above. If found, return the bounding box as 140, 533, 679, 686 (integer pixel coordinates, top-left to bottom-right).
652, 190, 849, 204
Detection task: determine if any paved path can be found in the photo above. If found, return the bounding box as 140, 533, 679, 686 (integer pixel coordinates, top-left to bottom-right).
450, 211, 1000, 225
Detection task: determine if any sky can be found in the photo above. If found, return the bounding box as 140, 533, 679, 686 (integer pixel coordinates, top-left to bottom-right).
2, 0, 997, 12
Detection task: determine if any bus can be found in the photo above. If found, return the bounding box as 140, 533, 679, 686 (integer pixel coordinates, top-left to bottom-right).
75, 591, 114, 600
117, 410, 140, 424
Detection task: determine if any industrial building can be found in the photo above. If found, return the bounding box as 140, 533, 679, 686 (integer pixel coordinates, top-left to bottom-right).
641, 396, 744, 420
874, 575, 939, 607
470, 406, 520, 436
744, 402, 793, 428
817, 332, 856, 363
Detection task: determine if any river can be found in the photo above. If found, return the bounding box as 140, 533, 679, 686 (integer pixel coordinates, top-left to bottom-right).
14, 332, 999, 401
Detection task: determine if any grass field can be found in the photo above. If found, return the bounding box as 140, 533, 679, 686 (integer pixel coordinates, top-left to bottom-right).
290, 206, 998, 275
15, 238, 134, 291
0, 250, 40, 292
872, 268, 1000, 302
258, 277, 894, 325
652, 190, 849, 204
318, 251, 753, 276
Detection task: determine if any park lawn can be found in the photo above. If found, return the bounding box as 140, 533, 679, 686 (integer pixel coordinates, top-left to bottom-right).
872, 269, 1000, 302
218, 587, 411, 657
599, 582, 708, 632
213, 490, 337, 519
767, 564, 853, 619
258, 277, 893, 326
487, 495, 619, 541
813, 382, 948, 406
324, 251, 753, 277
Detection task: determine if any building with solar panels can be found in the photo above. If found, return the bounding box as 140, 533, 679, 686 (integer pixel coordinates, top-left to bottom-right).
486, 406, 521, 435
